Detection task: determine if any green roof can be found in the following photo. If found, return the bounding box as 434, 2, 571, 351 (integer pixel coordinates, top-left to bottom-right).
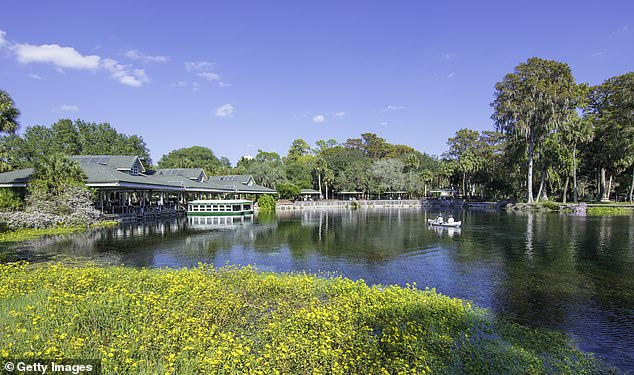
0, 157, 276, 194
70, 155, 145, 172
0, 168, 35, 186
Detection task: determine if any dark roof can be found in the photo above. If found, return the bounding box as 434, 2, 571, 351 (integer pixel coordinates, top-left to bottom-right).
0, 168, 35, 186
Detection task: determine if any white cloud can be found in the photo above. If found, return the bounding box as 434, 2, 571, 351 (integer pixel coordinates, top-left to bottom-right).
443, 53, 457, 60
0, 30, 6, 47
592, 51, 606, 57
218, 81, 232, 87
197, 72, 220, 81
60, 104, 80, 111
2, 30, 148, 87
124, 49, 168, 63
385, 105, 405, 111
447, 72, 455, 79
28, 73, 44, 80
312, 115, 325, 123
380, 121, 389, 126
13, 43, 101, 70
101, 58, 149, 87
170, 81, 188, 87
185, 61, 214, 71
333, 112, 345, 119
215, 104, 234, 117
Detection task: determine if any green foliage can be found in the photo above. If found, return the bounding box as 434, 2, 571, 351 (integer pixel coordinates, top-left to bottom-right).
276, 183, 301, 199
0, 119, 152, 170
492, 57, 580, 202
0, 264, 610, 374
257, 195, 276, 212
246, 150, 287, 189
540, 201, 560, 211
0, 89, 20, 134
158, 146, 228, 175
30, 154, 86, 196
0, 189, 23, 211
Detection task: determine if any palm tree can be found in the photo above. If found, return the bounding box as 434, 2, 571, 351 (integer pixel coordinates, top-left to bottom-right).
314, 157, 327, 199
0, 90, 20, 134
32, 154, 86, 195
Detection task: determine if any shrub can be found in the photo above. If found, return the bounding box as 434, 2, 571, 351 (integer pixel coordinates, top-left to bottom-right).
257, 195, 276, 212
0, 185, 100, 230
540, 201, 559, 211
0, 189, 23, 211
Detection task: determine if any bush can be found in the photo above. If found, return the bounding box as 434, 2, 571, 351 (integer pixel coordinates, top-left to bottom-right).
257, 195, 276, 212
0, 185, 101, 230
0, 189, 23, 211
276, 183, 301, 200
540, 201, 559, 211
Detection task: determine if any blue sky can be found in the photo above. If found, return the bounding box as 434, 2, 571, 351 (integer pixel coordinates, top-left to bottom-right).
1, 1, 632, 165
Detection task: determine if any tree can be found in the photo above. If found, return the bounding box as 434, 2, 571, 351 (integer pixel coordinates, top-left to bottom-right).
1, 119, 153, 169
586, 72, 634, 202
561, 113, 593, 203
287, 139, 311, 160
444, 129, 483, 198
0, 90, 20, 134
158, 146, 225, 175
371, 159, 407, 195
30, 154, 86, 196
491, 57, 579, 203
246, 150, 287, 189
314, 158, 327, 198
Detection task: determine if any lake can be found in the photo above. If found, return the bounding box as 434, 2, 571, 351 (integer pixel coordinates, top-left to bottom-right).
6, 208, 634, 372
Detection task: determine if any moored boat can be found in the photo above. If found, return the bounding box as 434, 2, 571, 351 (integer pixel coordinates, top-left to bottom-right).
187, 199, 254, 216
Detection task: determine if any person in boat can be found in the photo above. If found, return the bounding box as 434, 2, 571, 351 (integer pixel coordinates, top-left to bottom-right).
435, 214, 443, 224
447, 217, 454, 224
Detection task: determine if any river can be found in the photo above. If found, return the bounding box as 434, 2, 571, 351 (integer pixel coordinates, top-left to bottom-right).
6, 208, 634, 372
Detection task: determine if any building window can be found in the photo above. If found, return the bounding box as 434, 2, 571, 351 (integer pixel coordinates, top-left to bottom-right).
131, 164, 139, 175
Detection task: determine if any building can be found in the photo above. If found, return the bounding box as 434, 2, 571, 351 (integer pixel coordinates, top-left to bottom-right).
0, 155, 277, 218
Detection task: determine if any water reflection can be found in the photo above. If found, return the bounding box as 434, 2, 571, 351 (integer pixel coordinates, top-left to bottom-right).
8, 209, 634, 371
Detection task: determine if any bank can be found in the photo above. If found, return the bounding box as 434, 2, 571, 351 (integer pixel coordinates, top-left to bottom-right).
0, 263, 613, 374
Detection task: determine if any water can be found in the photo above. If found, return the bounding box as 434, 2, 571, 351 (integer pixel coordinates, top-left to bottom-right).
6, 208, 634, 372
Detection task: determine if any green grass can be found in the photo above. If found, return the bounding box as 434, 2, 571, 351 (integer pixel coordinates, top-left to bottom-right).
0, 221, 118, 244
0, 263, 614, 374
587, 207, 634, 215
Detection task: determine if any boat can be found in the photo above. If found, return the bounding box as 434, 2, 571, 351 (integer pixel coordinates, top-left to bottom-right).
187, 199, 254, 216
427, 216, 462, 228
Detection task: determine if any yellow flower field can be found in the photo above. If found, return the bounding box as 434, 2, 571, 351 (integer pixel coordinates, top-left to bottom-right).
0, 263, 609, 374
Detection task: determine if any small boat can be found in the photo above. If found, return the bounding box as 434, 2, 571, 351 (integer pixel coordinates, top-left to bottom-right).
427, 216, 462, 228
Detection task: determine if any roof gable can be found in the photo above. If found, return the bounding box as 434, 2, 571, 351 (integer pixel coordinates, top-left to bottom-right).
70, 155, 146, 174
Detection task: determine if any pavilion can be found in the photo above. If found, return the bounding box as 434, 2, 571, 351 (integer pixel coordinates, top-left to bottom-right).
0, 155, 277, 217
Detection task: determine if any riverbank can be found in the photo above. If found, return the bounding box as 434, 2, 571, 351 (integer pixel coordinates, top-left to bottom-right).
0, 222, 119, 262
0, 222, 118, 243
0, 263, 612, 374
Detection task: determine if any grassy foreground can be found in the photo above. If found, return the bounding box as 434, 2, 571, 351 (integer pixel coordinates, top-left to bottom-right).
0, 263, 611, 374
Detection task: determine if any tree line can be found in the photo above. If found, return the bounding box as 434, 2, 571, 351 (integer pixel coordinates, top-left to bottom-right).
0, 56, 632, 203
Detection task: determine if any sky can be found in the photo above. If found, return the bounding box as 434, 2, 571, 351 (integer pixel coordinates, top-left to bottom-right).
1, 1, 632, 165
